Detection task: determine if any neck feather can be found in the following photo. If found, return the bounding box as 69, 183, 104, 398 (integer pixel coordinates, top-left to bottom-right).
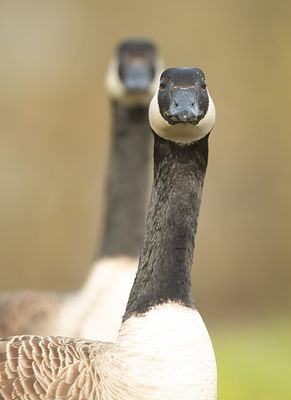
123, 133, 209, 321
98, 101, 152, 259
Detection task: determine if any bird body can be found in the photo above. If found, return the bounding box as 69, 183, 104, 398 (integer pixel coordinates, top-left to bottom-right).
0, 66, 217, 399
0, 291, 62, 338
54, 257, 136, 340
0, 305, 215, 400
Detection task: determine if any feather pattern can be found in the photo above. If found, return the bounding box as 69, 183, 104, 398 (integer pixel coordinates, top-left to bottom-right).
0, 335, 110, 400
0, 305, 216, 400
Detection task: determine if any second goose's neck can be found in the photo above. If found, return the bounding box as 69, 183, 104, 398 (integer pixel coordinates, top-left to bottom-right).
124, 133, 209, 320
98, 101, 152, 259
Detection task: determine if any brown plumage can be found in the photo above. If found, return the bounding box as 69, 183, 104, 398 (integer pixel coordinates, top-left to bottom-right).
0, 291, 63, 337
0, 335, 109, 399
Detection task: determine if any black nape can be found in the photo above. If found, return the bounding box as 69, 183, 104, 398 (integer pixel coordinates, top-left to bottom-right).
97, 102, 152, 259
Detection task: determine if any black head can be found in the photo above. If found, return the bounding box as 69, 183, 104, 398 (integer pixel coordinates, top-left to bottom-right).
117, 40, 157, 92
106, 39, 163, 104
149, 67, 215, 143
159, 68, 208, 125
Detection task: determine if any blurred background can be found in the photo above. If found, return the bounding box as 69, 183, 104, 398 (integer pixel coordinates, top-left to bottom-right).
0, 0, 290, 398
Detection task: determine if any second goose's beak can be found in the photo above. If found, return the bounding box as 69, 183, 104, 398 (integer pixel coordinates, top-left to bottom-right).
123, 62, 152, 92
166, 89, 203, 125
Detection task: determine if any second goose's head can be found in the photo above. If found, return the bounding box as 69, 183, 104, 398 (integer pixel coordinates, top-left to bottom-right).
149, 68, 216, 143
106, 39, 163, 105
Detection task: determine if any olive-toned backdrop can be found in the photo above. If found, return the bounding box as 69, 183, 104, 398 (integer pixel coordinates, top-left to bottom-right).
0, 0, 290, 323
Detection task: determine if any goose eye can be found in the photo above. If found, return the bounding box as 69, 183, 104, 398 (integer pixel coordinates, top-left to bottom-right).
201, 81, 207, 89
159, 80, 166, 90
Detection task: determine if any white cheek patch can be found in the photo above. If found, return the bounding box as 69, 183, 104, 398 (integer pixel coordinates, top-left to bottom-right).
105, 57, 164, 106
105, 58, 126, 99
149, 89, 216, 143
197, 92, 216, 138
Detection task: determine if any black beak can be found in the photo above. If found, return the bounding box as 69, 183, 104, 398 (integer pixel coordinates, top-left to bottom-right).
123, 63, 152, 92
166, 89, 203, 124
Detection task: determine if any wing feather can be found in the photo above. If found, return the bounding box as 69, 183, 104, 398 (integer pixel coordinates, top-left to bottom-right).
0, 335, 108, 400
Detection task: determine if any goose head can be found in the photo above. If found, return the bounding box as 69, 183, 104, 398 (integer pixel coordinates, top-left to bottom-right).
106, 39, 163, 105
149, 67, 216, 143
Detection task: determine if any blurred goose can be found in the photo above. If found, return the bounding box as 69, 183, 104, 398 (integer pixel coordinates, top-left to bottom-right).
0, 39, 163, 341
0, 291, 63, 338
0, 67, 217, 400
55, 39, 163, 341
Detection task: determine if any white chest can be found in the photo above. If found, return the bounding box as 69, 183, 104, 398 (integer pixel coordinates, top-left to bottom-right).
54, 257, 137, 341
105, 305, 217, 400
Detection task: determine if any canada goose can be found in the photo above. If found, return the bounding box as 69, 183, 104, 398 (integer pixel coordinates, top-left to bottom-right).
0, 39, 163, 341
56, 39, 163, 341
0, 67, 217, 400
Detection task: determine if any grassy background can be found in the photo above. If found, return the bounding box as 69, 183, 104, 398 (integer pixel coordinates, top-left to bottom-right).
214, 317, 291, 399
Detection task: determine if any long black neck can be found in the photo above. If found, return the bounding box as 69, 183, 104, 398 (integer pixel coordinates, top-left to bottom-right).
123, 133, 209, 321
98, 101, 152, 259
